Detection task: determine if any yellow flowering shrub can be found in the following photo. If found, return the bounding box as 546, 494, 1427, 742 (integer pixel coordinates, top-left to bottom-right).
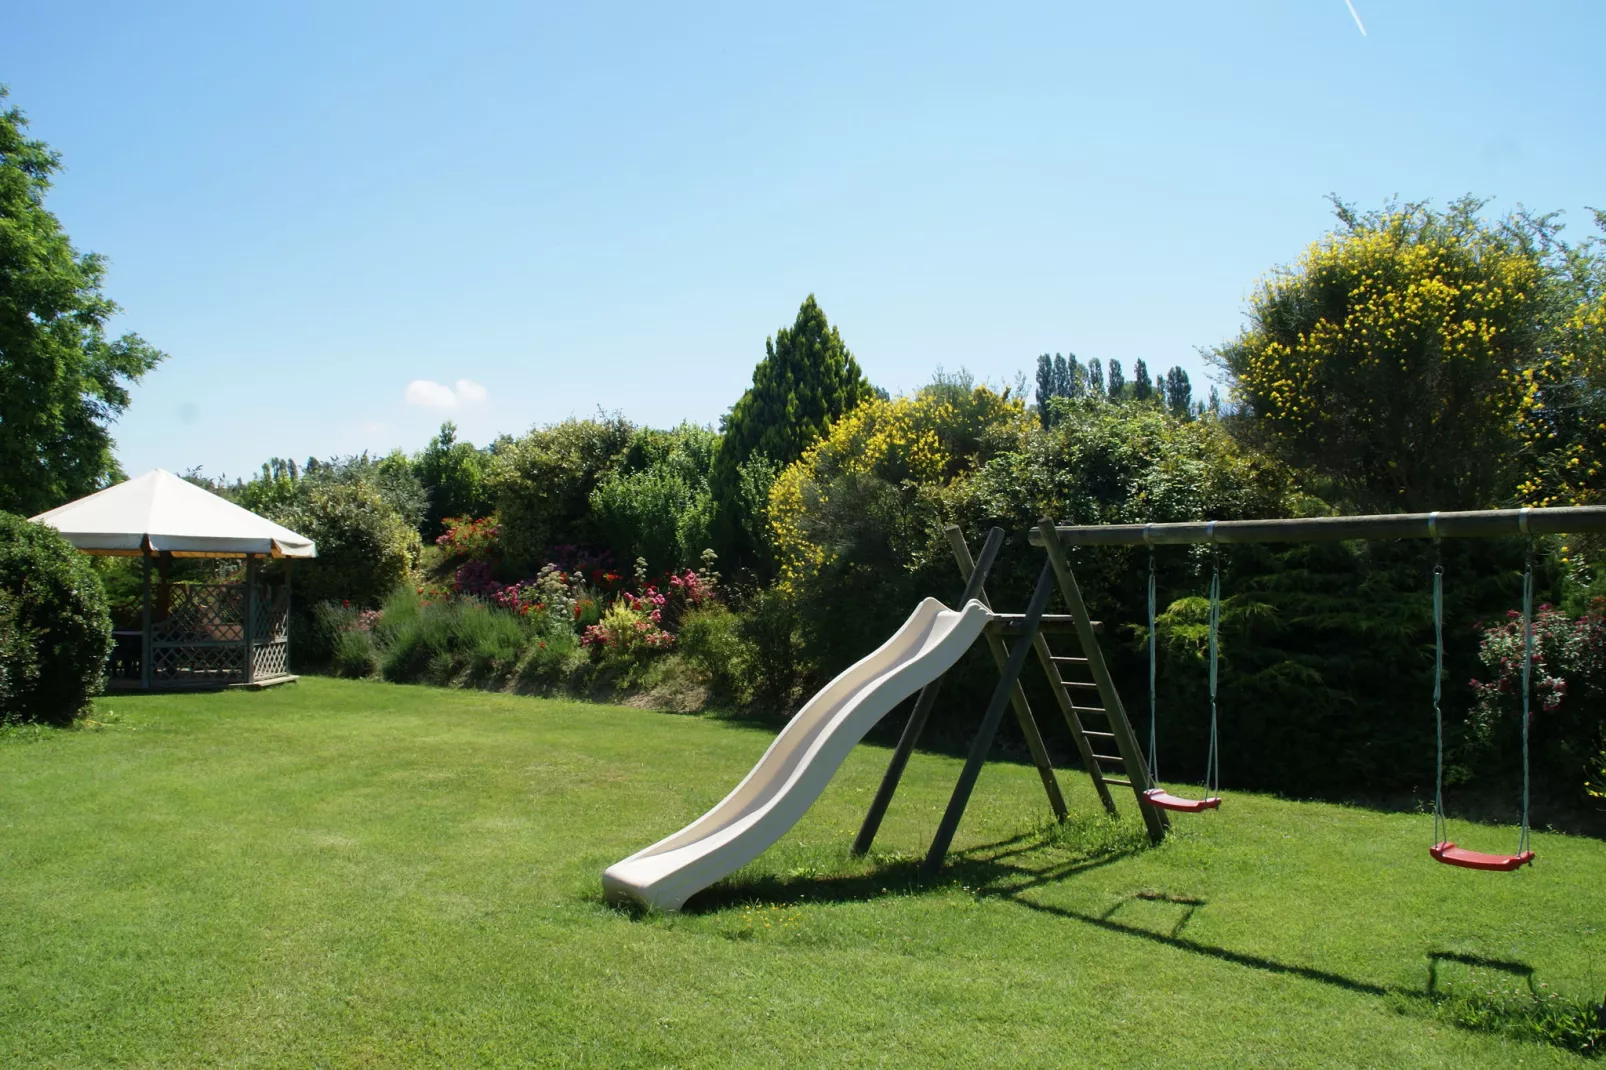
1517, 291, 1606, 508
769, 384, 1030, 594
1218, 199, 1544, 510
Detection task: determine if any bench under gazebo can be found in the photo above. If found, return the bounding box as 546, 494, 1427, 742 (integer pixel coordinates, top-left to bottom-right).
31, 469, 316, 690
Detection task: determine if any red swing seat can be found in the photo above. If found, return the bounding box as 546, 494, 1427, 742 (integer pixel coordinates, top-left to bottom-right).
1430, 841, 1535, 872
1143, 788, 1221, 813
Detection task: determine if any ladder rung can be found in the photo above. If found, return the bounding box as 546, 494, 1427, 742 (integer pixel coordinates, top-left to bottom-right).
1050, 656, 1088, 665
994, 615, 1103, 635
1083, 730, 1116, 739
1103, 777, 1135, 787
1058, 680, 1100, 690
1091, 753, 1124, 764
1071, 705, 1107, 715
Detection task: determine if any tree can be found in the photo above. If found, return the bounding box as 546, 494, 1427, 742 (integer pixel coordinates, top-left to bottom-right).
1514, 210, 1606, 509
1165, 366, 1192, 418
711, 295, 873, 566
1132, 358, 1152, 402
1085, 359, 1104, 398
1215, 197, 1550, 511
414, 421, 488, 539
272, 481, 421, 610
0, 88, 165, 517
1034, 354, 1055, 428
1035, 352, 1083, 428
1055, 353, 1080, 399
1106, 358, 1126, 399
486, 415, 634, 570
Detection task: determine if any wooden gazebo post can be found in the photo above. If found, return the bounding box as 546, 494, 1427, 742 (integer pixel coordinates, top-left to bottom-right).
139, 543, 153, 690
243, 555, 259, 685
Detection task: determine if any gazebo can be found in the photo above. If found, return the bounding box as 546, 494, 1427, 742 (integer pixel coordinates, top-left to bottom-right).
31, 469, 317, 690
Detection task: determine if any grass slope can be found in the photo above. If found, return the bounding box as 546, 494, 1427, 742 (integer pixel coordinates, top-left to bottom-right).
1, 678, 1602, 1068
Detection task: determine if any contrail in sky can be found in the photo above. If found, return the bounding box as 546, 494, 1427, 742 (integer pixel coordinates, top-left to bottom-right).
1345, 0, 1367, 36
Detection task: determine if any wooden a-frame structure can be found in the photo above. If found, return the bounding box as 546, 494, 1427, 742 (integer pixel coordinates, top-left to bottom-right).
854, 519, 1168, 874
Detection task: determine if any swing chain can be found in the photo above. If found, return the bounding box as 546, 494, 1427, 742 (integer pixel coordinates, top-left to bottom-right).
1206, 552, 1221, 797
1520, 546, 1534, 857
1432, 554, 1446, 849
1147, 545, 1159, 784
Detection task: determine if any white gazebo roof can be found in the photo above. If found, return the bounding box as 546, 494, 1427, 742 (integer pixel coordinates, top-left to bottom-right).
30, 469, 317, 558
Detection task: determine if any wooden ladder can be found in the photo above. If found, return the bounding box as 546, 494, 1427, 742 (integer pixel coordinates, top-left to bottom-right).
1035, 520, 1168, 842
944, 524, 1168, 843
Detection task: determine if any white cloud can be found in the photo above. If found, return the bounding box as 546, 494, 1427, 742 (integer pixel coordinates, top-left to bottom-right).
404, 378, 488, 409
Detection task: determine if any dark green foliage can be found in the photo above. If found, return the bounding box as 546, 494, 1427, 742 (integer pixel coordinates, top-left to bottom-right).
1034, 354, 1054, 427
733, 587, 804, 708
0, 88, 165, 516
712, 295, 873, 566
1144, 538, 1528, 799
375, 588, 536, 687
1165, 366, 1193, 417
1034, 352, 1083, 427
590, 424, 717, 573
0, 512, 112, 724
676, 604, 752, 702
1131, 359, 1152, 402
1084, 358, 1104, 398
487, 415, 634, 571
414, 422, 489, 540
274, 483, 421, 610
1106, 359, 1126, 398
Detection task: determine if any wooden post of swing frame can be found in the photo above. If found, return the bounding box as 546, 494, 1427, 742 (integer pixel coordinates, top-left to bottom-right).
852, 526, 1007, 856
922, 555, 1058, 874
943, 525, 1068, 822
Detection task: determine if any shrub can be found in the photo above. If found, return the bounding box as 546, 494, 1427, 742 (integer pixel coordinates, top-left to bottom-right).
375, 588, 532, 686
677, 604, 752, 701
734, 587, 805, 708
486, 416, 634, 572
331, 628, 380, 679
590, 465, 713, 576
0, 512, 113, 725
1469, 600, 1606, 800
274, 482, 422, 610
435, 514, 501, 563
582, 599, 674, 658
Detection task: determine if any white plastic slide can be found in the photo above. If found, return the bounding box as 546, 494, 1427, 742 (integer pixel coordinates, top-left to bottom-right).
603, 597, 993, 911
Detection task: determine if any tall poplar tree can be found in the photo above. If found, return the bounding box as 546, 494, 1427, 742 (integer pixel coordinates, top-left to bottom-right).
1131, 358, 1152, 402
1106, 358, 1126, 398
712, 295, 873, 567
0, 88, 165, 516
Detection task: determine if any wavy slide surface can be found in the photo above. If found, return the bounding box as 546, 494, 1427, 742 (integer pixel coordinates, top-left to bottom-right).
603, 597, 992, 911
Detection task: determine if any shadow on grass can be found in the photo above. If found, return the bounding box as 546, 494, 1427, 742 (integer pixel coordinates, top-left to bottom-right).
682, 843, 1137, 915
999, 888, 1603, 1056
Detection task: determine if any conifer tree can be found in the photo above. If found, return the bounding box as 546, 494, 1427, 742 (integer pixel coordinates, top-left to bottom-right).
712, 295, 872, 567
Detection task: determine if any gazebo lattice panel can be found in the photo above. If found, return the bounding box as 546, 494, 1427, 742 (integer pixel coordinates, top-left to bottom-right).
152, 641, 248, 685
118, 580, 295, 688
153, 583, 247, 644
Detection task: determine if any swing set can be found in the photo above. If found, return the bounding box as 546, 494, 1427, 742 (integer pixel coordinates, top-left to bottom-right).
858, 506, 1606, 878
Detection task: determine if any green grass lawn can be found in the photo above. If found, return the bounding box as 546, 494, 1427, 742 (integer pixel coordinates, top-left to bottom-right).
2, 678, 1603, 1068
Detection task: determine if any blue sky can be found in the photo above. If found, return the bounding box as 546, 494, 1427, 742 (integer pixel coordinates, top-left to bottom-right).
5, 1, 1603, 480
